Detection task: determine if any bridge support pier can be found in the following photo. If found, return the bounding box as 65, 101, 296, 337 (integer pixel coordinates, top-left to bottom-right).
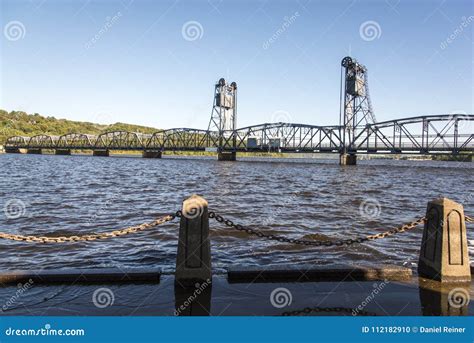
55, 149, 71, 155
5, 148, 21, 154
418, 198, 470, 283
142, 150, 162, 158
26, 149, 42, 154
93, 150, 109, 157
339, 153, 356, 165
218, 151, 236, 161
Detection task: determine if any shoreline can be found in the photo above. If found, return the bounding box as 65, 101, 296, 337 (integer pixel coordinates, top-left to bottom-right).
0, 147, 472, 162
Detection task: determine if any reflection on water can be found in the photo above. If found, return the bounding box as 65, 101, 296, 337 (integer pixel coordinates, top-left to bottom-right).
0, 154, 473, 273
419, 278, 471, 316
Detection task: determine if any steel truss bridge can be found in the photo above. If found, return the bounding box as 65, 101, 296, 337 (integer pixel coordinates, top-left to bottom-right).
4, 57, 474, 162
5, 114, 473, 155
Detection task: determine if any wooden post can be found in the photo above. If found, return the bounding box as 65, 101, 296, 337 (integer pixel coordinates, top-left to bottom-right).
418, 198, 471, 282
175, 195, 211, 287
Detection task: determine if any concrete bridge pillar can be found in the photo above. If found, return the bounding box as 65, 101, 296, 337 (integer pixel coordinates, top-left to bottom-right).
418, 198, 470, 283
93, 150, 109, 157
218, 151, 236, 161
26, 149, 42, 154
5, 147, 21, 154
142, 150, 162, 158
55, 149, 71, 155
339, 153, 357, 165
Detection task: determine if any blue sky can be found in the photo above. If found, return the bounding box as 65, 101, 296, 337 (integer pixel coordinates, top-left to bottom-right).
1, 0, 472, 129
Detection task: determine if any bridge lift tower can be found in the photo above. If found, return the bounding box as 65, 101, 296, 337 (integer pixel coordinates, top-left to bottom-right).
339, 56, 376, 165
207, 78, 238, 161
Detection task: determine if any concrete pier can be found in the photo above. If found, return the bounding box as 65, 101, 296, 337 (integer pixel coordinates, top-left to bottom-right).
55, 149, 71, 155
142, 150, 162, 158
418, 198, 470, 282
228, 265, 412, 283
218, 151, 236, 161
26, 149, 42, 154
339, 153, 357, 165
4, 147, 21, 153
0, 268, 160, 285
93, 150, 109, 157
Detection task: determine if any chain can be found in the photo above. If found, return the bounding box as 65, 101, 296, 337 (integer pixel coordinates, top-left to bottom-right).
2, 210, 471, 245
0, 214, 177, 243
209, 211, 427, 247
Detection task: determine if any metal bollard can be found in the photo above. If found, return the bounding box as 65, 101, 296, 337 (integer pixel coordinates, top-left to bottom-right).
418, 198, 471, 282
175, 195, 212, 287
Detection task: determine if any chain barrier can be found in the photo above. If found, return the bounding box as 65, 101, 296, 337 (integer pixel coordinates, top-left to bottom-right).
0, 210, 472, 244
208, 211, 427, 247
0, 214, 176, 243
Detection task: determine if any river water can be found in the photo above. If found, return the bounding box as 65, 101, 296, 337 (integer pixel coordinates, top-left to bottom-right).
0, 153, 472, 274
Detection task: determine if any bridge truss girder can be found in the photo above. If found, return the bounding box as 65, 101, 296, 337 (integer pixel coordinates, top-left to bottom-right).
4, 115, 474, 155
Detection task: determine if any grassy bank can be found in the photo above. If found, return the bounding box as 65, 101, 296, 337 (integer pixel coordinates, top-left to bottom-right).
0, 109, 158, 144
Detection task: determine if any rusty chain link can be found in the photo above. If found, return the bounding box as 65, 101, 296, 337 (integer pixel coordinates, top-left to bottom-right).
0, 214, 177, 243
1, 210, 472, 245
208, 211, 427, 247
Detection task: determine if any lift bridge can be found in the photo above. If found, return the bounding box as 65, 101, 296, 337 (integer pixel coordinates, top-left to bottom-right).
5, 57, 474, 164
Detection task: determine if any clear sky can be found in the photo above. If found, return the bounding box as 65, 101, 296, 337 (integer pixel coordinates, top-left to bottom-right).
1, 0, 472, 130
